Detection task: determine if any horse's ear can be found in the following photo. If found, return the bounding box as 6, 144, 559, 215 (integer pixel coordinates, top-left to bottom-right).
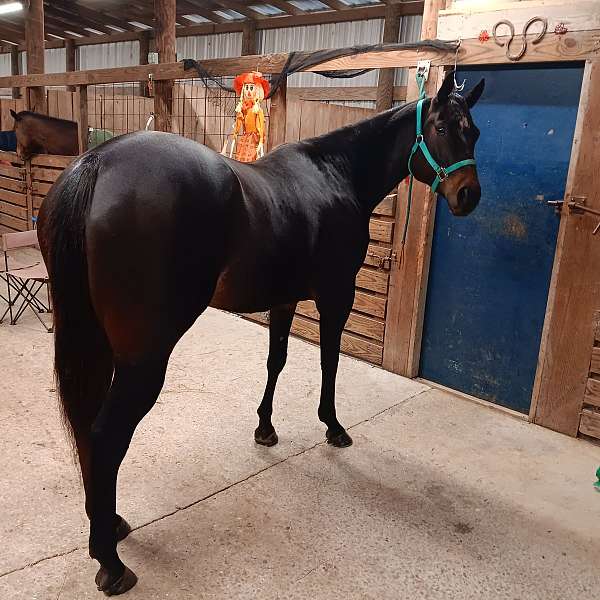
465, 78, 485, 108
434, 70, 455, 104
10, 109, 20, 121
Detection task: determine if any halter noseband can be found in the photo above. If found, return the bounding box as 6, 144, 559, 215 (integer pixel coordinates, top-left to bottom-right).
408, 96, 476, 194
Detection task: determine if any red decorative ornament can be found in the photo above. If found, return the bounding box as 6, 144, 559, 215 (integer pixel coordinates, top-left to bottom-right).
554, 23, 568, 35
478, 30, 490, 43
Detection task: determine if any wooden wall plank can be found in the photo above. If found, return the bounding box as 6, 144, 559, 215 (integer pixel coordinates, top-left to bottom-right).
0, 175, 25, 193
590, 347, 600, 376
0, 188, 26, 206
0, 164, 23, 179
532, 61, 600, 436
354, 290, 386, 319
291, 315, 383, 364
584, 377, 600, 408
0, 213, 26, 231
0, 201, 27, 219
373, 195, 396, 217
369, 218, 394, 243
31, 167, 62, 183
579, 408, 600, 439
356, 267, 389, 294
30, 154, 74, 168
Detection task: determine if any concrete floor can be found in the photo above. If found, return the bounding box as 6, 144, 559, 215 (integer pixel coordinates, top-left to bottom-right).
1, 307, 600, 600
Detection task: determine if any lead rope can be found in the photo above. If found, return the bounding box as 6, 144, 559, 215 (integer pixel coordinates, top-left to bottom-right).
400, 70, 427, 250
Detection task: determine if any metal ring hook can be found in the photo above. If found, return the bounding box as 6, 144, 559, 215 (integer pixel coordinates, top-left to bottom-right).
453, 39, 466, 92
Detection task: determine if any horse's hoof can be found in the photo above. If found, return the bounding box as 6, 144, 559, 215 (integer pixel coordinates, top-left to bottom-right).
326, 430, 353, 448
95, 565, 138, 596
115, 515, 132, 542
254, 428, 279, 447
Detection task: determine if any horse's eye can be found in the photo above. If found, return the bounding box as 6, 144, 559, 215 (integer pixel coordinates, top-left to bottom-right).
436, 126, 446, 135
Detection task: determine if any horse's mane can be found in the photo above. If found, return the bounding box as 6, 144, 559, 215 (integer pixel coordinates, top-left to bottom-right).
16, 111, 77, 127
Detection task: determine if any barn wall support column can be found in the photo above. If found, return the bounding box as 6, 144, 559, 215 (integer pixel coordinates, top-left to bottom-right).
65, 39, 76, 93
10, 46, 20, 99
76, 85, 88, 154
138, 31, 151, 97
382, 0, 445, 377
153, 0, 176, 132
267, 79, 287, 151
241, 20, 257, 56
375, 4, 401, 112
531, 60, 600, 436
25, 0, 46, 114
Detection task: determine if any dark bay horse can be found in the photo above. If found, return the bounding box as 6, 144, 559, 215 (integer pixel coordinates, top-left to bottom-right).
37, 71, 484, 595
10, 110, 79, 159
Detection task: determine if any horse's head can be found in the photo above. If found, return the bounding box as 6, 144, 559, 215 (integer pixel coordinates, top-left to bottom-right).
411, 71, 485, 216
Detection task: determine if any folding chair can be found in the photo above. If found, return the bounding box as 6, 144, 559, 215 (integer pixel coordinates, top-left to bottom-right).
1, 230, 52, 333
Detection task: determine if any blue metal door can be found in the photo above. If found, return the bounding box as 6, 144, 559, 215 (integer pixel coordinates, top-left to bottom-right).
419, 64, 584, 413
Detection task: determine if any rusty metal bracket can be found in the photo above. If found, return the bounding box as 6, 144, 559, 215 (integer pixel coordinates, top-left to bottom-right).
568, 196, 600, 235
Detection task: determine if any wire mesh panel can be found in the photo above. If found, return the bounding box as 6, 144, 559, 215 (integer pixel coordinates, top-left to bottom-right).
172, 77, 271, 155
88, 82, 154, 142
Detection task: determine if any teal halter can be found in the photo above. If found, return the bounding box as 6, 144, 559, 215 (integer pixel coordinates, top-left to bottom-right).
401, 74, 477, 245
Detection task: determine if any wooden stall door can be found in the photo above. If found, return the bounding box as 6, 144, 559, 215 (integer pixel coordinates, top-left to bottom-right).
249, 99, 397, 366
419, 64, 584, 413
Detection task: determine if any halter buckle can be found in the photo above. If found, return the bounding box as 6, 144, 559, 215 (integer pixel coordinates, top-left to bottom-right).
436, 167, 448, 182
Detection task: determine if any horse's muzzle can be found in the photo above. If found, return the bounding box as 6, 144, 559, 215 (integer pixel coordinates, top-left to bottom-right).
454, 184, 481, 216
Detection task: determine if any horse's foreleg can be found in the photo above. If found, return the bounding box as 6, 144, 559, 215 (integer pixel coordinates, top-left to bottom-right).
254, 303, 296, 447
316, 290, 354, 448
88, 357, 168, 596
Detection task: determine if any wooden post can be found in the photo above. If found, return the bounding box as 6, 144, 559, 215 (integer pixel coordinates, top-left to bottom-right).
382, 0, 445, 378
10, 45, 20, 100
65, 39, 76, 92
153, 0, 176, 132
25, 0, 46, 114
138, 31, 150, 97
241, 20, 257, 56
375, 4, 401, 112
530, 60, 600, 436
76, 85, 88, 154
267, 79, 287, 151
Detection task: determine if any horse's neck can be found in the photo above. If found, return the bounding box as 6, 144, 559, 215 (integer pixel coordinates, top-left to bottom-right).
315, 101, 421, 214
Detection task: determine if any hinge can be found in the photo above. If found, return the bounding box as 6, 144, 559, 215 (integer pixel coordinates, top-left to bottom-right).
567, 195, 600, 235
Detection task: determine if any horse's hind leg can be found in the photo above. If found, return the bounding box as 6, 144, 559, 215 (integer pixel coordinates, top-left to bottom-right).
88, 357, 168, 596
316, 287, 354, 448
255, 303, 296, 446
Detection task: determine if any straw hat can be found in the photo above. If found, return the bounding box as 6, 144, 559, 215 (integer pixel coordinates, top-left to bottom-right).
233, 71, 270, 97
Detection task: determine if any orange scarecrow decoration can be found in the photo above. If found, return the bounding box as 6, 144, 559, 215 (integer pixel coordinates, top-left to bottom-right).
222, 71, 270, 162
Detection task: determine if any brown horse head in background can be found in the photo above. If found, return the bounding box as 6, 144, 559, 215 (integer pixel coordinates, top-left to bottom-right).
10, 110, 78, 160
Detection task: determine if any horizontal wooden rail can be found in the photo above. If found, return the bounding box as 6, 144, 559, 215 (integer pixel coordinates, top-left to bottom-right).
0, 30, 597, 91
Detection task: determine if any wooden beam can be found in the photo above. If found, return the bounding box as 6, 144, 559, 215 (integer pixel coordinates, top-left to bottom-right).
288, 85, 407, 102
10, 46, 21, 100
241, 19, 257, 55
65, 38, 76, 92
268, 78, 287, 151
383, 0, 446, 378
50, 0, 139, 33
154, 0, 176, 132
76, 85, 88, 153
531, 60, 600, 436
376, 4, 401, 112
25, 0, 46, 114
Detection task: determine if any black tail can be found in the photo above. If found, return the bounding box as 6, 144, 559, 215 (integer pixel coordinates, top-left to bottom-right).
40, 153, 113, 461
